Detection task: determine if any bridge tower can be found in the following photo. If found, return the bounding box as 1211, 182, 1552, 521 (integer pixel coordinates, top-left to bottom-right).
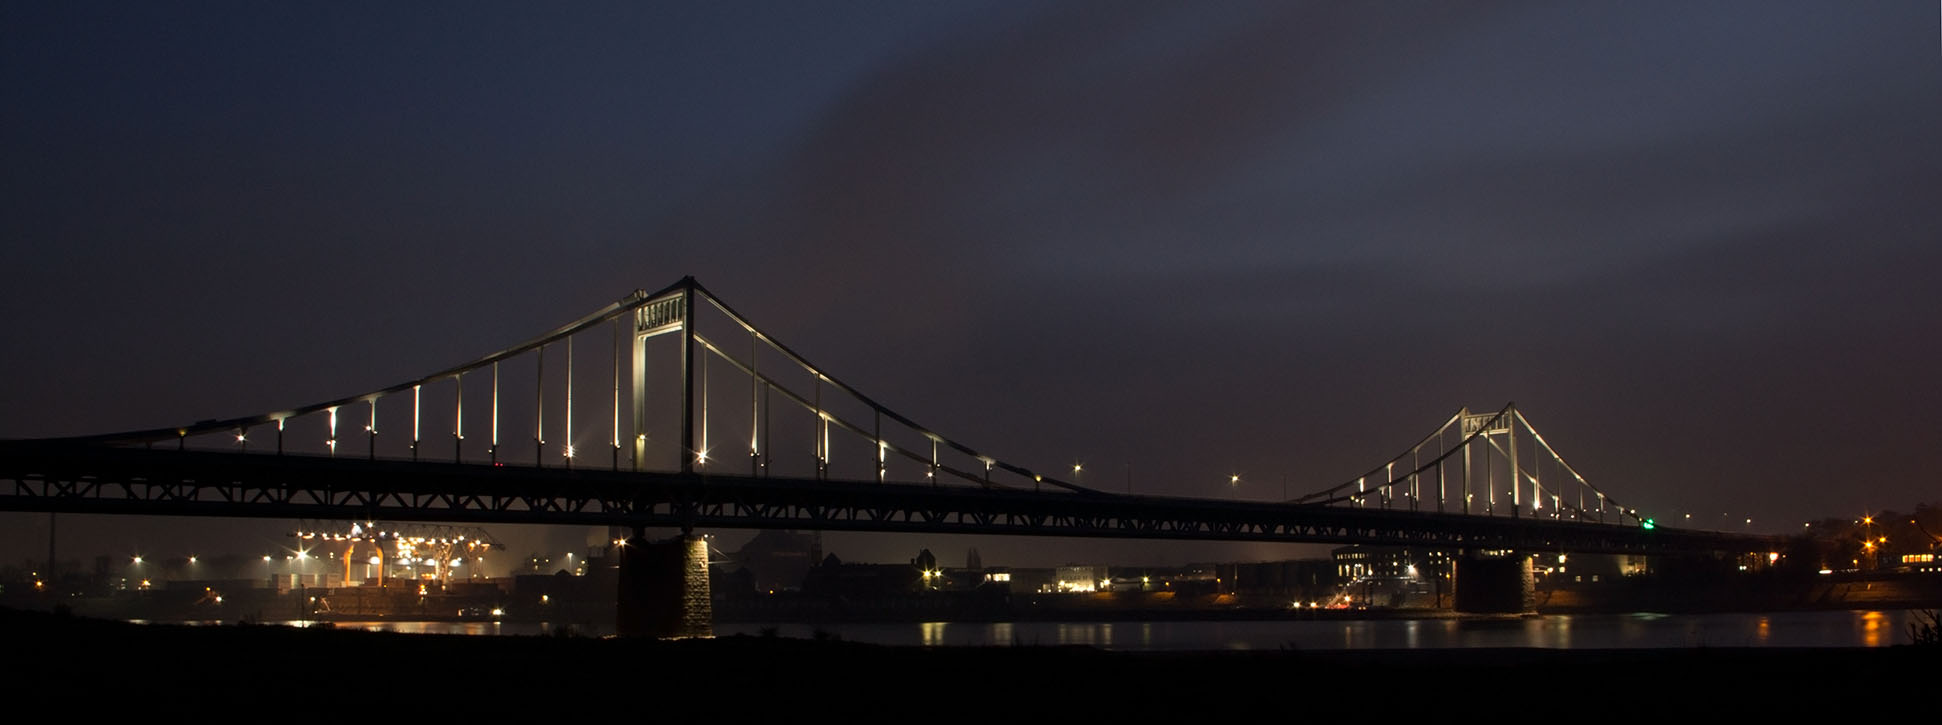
618, 278, 711, 637
630, 278, 695, 473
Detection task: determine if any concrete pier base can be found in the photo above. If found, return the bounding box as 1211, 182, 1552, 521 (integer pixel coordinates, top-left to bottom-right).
1453, 551, 1535, 614
616, 533, 712, 638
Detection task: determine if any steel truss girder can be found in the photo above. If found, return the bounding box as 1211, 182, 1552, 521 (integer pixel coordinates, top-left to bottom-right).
0, 445, 1779, 555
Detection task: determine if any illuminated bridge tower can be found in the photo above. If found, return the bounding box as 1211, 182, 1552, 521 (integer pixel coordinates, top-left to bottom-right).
630, 281, 693, 475
618, 279, 710, 638
1450, 411, 1535, 614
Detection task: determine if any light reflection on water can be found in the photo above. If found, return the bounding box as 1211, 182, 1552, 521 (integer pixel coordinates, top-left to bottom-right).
337, 620, 508, 636
213, 610, 1929, 650
712, 610, 1929, 650
920, 621, 946, 647
1054, 622, 1113, 647
240, 620, 591, 637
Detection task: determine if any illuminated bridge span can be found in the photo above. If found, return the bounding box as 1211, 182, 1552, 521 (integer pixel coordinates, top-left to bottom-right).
0, 277, 1772, 555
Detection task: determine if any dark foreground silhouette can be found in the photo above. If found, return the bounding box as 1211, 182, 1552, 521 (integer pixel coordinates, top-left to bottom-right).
6, 606, 1929, 716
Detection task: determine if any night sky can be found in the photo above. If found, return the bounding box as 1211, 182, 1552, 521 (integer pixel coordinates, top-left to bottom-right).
4, 2, 1939, 573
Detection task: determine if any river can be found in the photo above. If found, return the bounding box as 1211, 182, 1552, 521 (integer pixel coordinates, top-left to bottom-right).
255, 609, 1931, 649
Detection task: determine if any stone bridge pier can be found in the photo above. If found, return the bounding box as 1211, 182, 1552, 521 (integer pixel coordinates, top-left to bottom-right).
1452, 550, 1536, 614
616, 531, 712, 638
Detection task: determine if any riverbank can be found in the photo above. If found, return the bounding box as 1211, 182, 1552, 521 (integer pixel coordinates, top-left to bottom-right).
7, 606, 1932, 715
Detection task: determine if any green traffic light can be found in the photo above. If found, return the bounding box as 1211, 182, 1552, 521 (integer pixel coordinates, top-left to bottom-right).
1642, 518, 1656, 530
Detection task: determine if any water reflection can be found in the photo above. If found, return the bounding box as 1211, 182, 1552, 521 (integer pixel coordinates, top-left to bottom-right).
1053, 622, 1112, 647
196, 610, 1929, 650
991, 622, 1013, 647
334, 620, 508, 636
1861, 611, 1884, 647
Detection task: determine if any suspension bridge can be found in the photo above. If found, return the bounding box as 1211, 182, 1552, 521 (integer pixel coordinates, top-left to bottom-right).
0, 277, 1772, 555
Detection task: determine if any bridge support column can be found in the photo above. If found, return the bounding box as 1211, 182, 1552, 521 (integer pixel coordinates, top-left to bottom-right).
616, 532, 712, 638
1452, 550, 1535, 614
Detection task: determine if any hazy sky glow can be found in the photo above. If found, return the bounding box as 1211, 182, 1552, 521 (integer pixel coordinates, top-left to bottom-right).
3, 2, 1939, 571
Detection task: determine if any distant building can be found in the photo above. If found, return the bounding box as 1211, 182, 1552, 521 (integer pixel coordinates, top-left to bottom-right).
979, 567, 1011, 588
1052, 565, 1109, 592
1332, 546, 1453, 582
727, 530, 821, 593
801, 553, 922, 598
1212, 559, 1336, 601
1546, 553, 1648, 582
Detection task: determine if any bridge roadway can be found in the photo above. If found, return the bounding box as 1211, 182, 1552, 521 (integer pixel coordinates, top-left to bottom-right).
0, 442, 1779, 555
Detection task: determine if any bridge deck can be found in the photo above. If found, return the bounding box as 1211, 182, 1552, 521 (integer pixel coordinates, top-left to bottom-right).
0, 443, 1779, 555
